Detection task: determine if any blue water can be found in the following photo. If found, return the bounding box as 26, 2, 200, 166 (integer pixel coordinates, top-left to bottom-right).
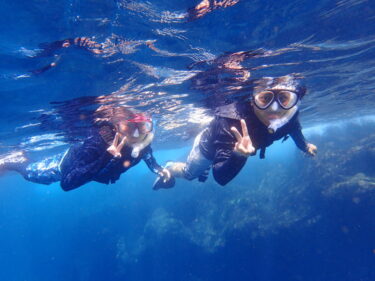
0, 0, 375, 280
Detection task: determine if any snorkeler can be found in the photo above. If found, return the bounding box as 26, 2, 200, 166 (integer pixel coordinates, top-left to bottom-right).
0, 107, 170, 191
154, 74, 317, 189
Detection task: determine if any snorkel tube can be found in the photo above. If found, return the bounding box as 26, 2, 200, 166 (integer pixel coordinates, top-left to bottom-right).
128, 114, 154, 158
267, 105, 298, 134
131, 132, 154, 158
268, 117, 289, 134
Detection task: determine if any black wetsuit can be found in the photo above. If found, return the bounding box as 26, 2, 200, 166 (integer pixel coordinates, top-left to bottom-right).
19, 123, 163, 191
198, 102, 308, 186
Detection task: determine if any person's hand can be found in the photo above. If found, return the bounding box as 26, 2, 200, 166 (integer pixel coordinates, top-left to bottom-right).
159, 168, 171, 183
107, 133, 127, 158
230, 119, 255, 157
306, 143, 317, 157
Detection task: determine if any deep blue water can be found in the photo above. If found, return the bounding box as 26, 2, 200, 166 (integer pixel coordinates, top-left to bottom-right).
0, 0, 375, 280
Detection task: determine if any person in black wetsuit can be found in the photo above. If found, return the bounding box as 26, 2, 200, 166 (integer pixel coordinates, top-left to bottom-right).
0, 107, 170, 191
154, 74, 317, 189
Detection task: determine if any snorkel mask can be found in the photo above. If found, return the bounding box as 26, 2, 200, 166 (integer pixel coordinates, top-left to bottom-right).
125, 114, 153, 138
125, 113, 154, 158
252, 75, 306, 133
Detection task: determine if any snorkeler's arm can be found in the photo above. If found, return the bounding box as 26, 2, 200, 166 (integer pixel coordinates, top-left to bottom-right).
142, 146, 163, 174
212, 147, 247, 186
60, 136, 112, 191
131, 133, 154, 158
210, 119, 248, 186
289, 121, 308, 153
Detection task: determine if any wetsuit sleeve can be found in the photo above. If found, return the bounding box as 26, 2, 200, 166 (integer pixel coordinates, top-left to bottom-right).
60, 136, 112, 191
94, 157, 122, 179
211, 119, 248, 186
142, 146, 163, 174
213, 148, 248, 186
289, 121, 308, 153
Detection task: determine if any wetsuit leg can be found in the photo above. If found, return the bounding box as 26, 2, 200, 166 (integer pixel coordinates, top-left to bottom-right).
184, 131, 212, 180
23, 153, 65, 185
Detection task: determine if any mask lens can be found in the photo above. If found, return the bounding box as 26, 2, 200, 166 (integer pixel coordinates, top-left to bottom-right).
254, 91, 274, 109
124, 114, 153, 137
138, 121, 152, 134
124, 122, 137, 135
278, 91, 298, 109
126, 121, 152, 135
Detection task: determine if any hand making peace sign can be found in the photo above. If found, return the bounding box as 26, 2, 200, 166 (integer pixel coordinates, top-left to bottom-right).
107, 133, 127, 158
230, 119, 256, 157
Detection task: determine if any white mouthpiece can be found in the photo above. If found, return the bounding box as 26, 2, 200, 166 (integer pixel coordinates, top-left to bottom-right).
133, 128, 140, 138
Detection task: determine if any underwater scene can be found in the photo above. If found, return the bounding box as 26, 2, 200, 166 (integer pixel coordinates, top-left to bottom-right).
0, 0, 374, 280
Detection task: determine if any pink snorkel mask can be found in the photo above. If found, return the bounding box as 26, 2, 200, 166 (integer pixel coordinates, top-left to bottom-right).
125, 114, 153, 138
